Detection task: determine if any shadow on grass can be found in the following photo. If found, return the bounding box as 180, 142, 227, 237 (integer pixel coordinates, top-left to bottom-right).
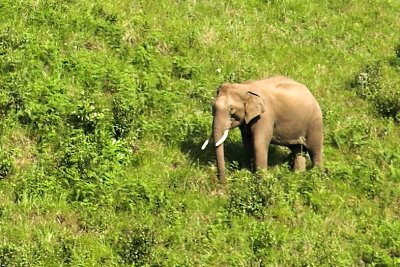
180, 138, 292, 171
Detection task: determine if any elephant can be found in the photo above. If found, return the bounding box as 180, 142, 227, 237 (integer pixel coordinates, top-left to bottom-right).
202, 76, 324, 183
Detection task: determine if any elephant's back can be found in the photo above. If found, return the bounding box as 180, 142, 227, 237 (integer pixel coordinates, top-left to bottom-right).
251, 76, 312, 96
263, 77, 321, 120
244, 76, 321, 114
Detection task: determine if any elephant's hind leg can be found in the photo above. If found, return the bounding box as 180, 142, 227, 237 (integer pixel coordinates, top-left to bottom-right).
306, 120, 324, 169
289, 145, 306, 172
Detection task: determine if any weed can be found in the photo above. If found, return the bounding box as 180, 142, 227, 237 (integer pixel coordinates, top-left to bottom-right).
0, 151, 13, 180
351, 45, 400, 121
0, 244, 29, 267
115, 225, 157, 265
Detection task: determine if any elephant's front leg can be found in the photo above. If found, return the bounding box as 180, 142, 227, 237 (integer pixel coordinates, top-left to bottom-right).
240, 125, 253, 171
252, 130, 271, 170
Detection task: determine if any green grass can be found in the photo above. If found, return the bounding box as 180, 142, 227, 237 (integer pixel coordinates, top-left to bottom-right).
1, 0, 400, 266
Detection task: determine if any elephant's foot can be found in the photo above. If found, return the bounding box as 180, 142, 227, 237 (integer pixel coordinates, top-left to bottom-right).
293, 154, 306, 172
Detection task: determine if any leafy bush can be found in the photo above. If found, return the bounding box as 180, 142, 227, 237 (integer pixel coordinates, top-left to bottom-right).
250, 223, 282, 264
0, 151, 13, 180
227, 170, 288, 218
115, 225, 157, 266
352, 62, 382, 99
112, 88, 140, 139
0, 243, 29, 267
372, 81, 400, 121
351, 46, 400, 121
55, 130, 132, 203
68, 96, 106, 135
329, 116, 375, 150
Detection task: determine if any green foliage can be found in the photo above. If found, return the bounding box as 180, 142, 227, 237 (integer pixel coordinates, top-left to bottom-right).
0, 151, 13, 180
351, 45, 400, 121
0, 243, 29, 267
112, 89, 138, 139
0, 0, 400, 266
329, 116, 375, 150
227, 170, 287, 218
115, 225, 157, 265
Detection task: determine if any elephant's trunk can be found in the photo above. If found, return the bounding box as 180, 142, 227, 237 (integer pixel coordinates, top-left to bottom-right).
215, 142, 226, 182
213, 125, 229, 183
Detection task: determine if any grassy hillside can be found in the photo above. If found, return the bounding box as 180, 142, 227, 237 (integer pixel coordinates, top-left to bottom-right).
1, 0, 399, 265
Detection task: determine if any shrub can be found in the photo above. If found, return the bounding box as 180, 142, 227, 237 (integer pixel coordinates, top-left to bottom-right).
351, 46, 400, 121
250, 223, 281, 264
0, 151, 13, 180
352, 62, 382, 99
373, 92, 400, 122
56, 130, 132, 203
115, 225, 157, 266
171, 56, 199, 80
68, 97, 106, 135
0, 243, 29, 267
112, 89, 139, 139
227, 171, 286, 218
329, 116, 375, 150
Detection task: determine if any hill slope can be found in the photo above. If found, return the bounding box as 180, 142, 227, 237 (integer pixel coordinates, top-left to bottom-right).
0, 0, 399, 265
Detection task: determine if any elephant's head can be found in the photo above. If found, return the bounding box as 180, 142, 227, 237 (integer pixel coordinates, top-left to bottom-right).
202, 83, 265, 182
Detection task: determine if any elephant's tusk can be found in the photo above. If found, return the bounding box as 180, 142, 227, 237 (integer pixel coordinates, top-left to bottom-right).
201, 138, 210, 150
215, 129, 229, 147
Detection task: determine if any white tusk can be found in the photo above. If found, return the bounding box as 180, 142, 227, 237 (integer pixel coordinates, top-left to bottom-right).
201, 139, 210, 150
215, 129, 229, 147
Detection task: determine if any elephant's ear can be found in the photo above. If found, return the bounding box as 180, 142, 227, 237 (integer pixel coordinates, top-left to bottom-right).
245, 92, 265, 124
